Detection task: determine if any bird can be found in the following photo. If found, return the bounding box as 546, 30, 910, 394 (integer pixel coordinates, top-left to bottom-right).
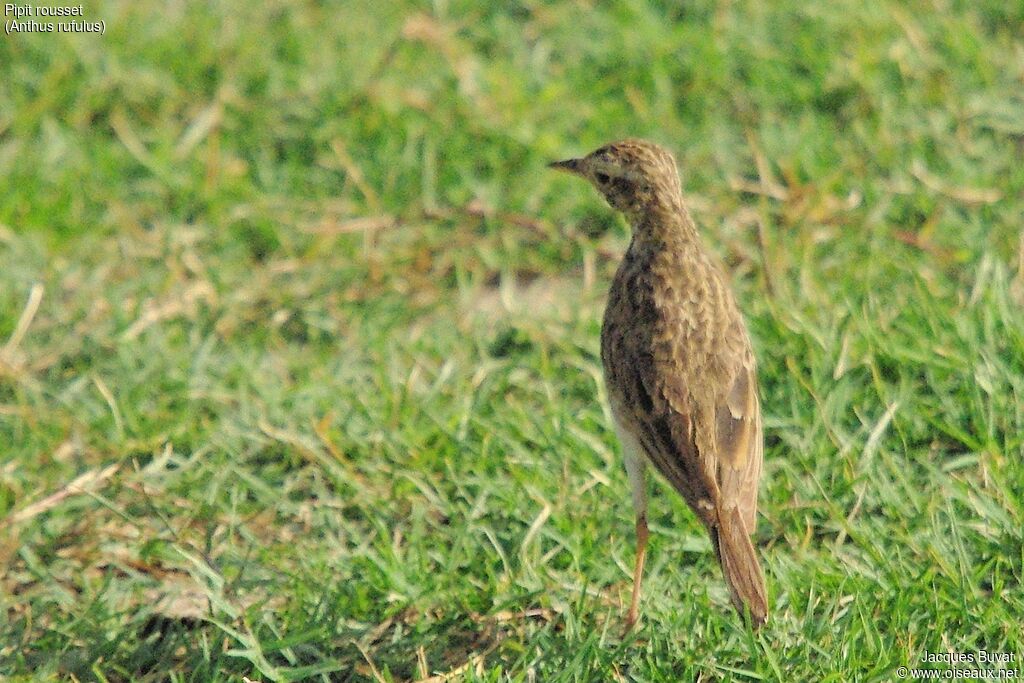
549, 139, 768, 629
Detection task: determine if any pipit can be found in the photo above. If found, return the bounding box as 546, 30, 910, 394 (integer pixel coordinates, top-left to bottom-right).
550, 139, 768, 628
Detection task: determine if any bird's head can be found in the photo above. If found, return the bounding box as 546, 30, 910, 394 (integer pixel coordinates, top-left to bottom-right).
549, 139, 682, 217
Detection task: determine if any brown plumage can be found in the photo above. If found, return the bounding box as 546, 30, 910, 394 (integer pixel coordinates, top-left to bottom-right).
550, 139, 768, 628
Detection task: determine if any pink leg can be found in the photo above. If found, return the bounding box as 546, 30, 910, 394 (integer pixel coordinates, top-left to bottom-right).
625, 514, 649, 631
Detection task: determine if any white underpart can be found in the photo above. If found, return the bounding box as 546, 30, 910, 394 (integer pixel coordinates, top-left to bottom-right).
613, 414, 648, 522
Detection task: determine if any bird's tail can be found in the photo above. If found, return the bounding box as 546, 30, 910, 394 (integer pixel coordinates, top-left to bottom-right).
713, 505, 768, 627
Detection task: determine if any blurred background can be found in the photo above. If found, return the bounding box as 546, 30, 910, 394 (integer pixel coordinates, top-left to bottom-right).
2, 0, 1023, 680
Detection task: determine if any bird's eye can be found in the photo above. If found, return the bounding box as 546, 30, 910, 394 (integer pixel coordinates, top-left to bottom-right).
595, 172, 610, 184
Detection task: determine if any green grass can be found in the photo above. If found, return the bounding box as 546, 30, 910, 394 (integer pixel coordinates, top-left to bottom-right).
2, 0, 1024, 680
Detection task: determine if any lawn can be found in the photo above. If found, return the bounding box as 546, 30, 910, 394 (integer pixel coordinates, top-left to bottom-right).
2, 0, 1024, 680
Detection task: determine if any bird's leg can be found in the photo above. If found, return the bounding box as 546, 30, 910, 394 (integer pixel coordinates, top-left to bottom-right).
626, 512, 649, 631
618, 428, 648, 632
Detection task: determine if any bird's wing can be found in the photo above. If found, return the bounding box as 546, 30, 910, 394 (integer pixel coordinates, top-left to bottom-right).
712, 356, 762, 530
642, 330, 762, 531
631, 360, 710, 521
641, 334, 767, 623
604, 331, 708, 520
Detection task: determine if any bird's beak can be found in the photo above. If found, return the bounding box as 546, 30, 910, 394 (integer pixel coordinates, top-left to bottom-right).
548, 158, 584, 176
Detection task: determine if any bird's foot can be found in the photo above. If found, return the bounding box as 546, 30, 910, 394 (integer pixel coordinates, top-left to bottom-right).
622, 607, 640, 637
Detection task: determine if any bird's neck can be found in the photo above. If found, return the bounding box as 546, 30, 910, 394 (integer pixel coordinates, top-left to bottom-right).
627, 197, 702, 255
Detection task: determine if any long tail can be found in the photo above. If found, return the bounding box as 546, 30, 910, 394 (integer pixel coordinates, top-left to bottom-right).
713, 505, 768, 627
